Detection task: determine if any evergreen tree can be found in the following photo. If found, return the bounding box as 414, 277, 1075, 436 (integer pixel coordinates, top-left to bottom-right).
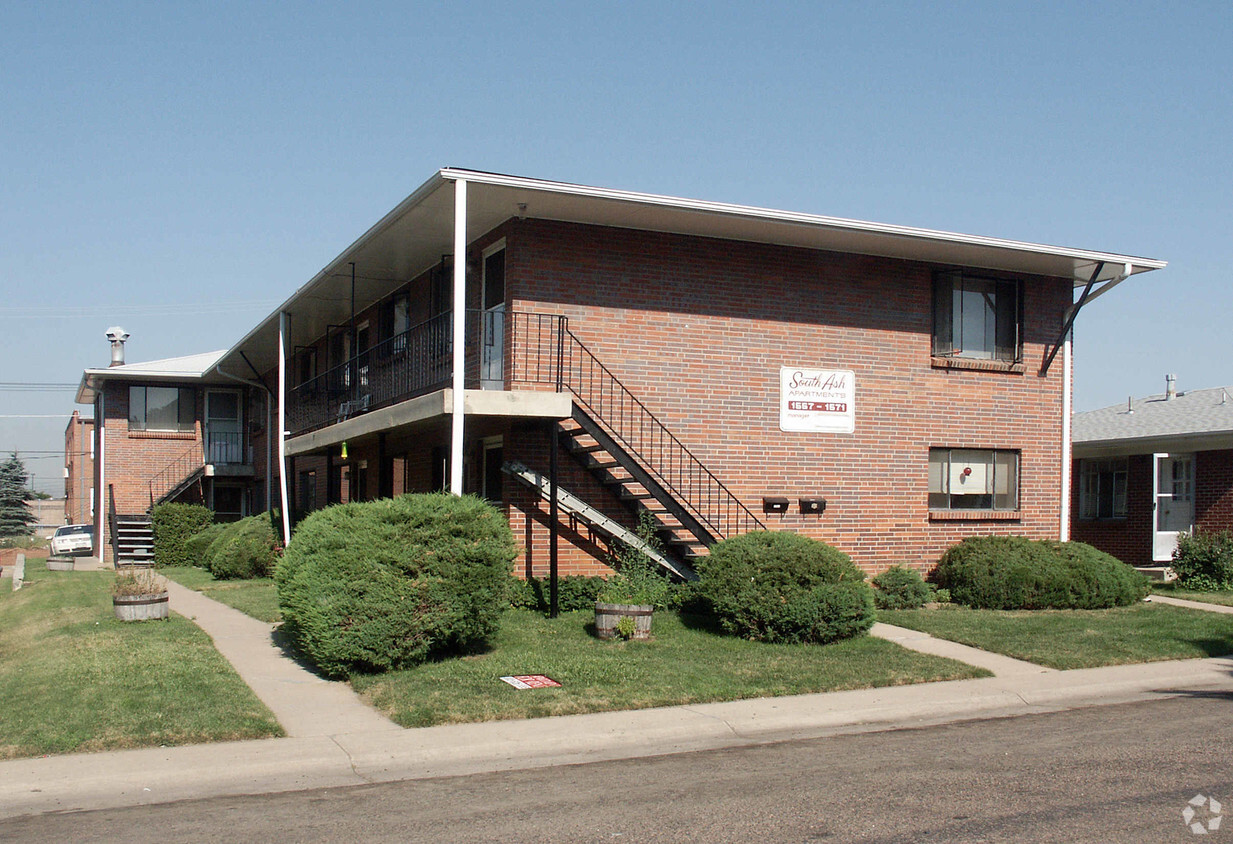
0, 452, 36, 538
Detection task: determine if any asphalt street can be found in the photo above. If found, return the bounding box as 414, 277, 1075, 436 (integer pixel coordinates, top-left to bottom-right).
4, 693, 1229, 843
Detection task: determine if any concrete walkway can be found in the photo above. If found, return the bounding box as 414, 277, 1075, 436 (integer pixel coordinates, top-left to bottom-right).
163, 581, 401, 739
1149, 593, 1233, 614
870, 622, 1055, 676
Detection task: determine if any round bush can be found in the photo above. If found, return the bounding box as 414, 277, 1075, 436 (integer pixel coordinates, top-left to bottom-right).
202, 513, 281, 580
185, 522, 228, 567
872, 565, 932, 610
934, 536, 1148, 610
1172, 531, 1233, 590
695, 531, 874, 644
276, 493, 517, 677
152, 503, 214, 568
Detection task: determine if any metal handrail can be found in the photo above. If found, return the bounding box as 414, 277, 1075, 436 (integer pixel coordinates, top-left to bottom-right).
509, 312, 765, 541
147, 443, 205, 511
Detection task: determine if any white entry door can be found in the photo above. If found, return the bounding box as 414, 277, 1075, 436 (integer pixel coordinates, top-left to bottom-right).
1153, 453, 1194, 562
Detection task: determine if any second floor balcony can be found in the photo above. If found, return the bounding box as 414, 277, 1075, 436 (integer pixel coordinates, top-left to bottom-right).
286, 310, 564, 438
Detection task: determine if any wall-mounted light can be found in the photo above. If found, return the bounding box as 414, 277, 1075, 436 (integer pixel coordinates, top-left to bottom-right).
340, 441, 348, 460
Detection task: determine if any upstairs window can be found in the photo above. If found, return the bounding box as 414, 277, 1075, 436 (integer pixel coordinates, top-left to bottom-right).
929, 448, 1019, 511
1080, 458, 1128, 519
129, 386, 194, 433
933, 272, 1022, 361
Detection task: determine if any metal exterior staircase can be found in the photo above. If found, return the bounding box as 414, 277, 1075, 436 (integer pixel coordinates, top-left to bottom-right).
114, 514, 155, 566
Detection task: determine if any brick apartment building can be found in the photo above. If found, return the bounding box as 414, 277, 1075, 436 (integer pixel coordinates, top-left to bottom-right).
77, 169, 1165, 574
1072, 378, 1233, 569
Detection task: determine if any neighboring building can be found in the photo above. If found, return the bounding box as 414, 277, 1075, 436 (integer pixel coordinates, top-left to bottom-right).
76, 169, 1166, 575
64, 410, 95, 526
1072, 378, 1233, 568
75, 338, 267, 563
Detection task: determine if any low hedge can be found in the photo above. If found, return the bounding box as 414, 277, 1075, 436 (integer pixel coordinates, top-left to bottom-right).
695, 531, 874, 644
277, 493, 517, 677
872, 565, 932, 610
934, 536, 1148, 610
152, 503, 214, 568
1172, 531, 1233, 590
203, 513, 281, 580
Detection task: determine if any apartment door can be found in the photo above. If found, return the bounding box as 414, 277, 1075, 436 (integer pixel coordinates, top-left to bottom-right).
1153, 453, 1194, 562
481, 244, 506, 390
205, 390, 243, 464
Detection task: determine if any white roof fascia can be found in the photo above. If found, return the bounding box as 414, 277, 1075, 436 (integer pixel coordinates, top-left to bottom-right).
438, 168, 1168, 283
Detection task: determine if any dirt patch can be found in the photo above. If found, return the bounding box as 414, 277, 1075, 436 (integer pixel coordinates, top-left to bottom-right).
0, 547, 50, 567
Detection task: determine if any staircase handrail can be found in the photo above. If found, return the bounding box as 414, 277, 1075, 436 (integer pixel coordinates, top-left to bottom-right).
147, 443, 206, 511
510, 312, 765, 541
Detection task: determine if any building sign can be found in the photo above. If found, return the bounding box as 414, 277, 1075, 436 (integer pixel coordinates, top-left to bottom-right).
779, 367, 855, 433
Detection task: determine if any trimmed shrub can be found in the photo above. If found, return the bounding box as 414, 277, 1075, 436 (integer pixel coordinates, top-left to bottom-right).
695, 530, 874, 644
1172, 531, 1233, 591
276, 493, 517, 677
184, 522, 228, 567
203, 514, 281, 580
152, 503, 214, 568
934, 536, 1148, 610
872, 565, 932, 610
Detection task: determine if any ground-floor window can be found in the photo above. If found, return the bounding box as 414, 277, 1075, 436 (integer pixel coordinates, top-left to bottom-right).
928, 448, 1019, 511
1079, 458, 1128, 519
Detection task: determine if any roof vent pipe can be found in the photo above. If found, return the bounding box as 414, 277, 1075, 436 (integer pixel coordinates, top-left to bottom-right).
105, 326, 130, 367
1165, 373, 1177, 401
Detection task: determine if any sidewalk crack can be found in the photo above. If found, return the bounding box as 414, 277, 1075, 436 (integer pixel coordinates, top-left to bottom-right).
328, 735, 374, 783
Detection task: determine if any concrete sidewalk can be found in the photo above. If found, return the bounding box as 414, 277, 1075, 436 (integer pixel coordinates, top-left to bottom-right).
163, 581, 401, 738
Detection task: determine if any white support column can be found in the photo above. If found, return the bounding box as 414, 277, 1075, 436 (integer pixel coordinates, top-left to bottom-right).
1060, 329, 1073, 541
277, 311, 292, 543
450, 179, 467, 495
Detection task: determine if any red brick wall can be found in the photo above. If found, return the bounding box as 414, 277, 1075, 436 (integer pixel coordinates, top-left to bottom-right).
1195, 449, 1233, 534
64, 411, 95, 526
502, 219, 1072, 575
1070, 454, 1154, 566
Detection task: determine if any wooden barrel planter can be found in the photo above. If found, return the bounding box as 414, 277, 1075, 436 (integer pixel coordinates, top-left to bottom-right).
594, 602, 653, 640
113, 592, 170, 622
46, 556, 75, 572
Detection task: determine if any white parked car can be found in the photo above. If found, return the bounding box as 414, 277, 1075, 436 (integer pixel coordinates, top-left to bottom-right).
50, 524, 93, 556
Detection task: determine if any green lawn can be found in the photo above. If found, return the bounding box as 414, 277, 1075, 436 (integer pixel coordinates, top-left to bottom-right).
1151, 584, 1233, 608
878, 603, 1233, 670
0, 569, 283, 759
351, 609, 989, 728
161, 566, 281, 622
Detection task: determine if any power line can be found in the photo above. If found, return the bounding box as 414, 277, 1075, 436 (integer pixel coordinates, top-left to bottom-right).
0, 299, 278, 317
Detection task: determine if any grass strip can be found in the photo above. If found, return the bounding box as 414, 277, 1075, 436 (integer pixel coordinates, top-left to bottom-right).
878, 603, 1233, 670
352, 608, 988, 728
0, 569, 282, 759
161, 566, 281, 623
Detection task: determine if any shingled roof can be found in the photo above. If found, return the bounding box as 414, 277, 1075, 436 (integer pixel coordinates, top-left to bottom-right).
1073, 384, 1233, 455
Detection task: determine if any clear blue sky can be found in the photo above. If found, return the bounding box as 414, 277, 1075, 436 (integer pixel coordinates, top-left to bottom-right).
2, 1, 1229, 495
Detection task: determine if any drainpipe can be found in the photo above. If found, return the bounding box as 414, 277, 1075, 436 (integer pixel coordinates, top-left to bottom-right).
1061, 329, 1072, 542
277, 312, 292, 543
450, 179, 467, 495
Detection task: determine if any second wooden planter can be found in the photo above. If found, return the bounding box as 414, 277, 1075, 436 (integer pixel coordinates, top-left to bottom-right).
594, 602, 653, 640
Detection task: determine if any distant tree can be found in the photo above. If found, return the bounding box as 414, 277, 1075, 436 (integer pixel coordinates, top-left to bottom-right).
25, 490, 52, 501
0, 453, 36, 538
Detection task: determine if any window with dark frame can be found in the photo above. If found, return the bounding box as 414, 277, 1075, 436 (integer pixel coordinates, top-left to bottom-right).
928, 448, 1019, 511
932, 271, 1022, 362
128, 385, 195, 433
1079, 458, 1128, 519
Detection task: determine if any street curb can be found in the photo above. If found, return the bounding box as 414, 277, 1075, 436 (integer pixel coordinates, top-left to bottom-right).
2, 654, 1230, 820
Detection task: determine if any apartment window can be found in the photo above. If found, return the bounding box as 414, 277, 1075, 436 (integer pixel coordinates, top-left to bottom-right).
933, 272, 1022, 361
129, 386, 194, 432
929, 448, 1019, 511
1079, 458, 1128, 519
